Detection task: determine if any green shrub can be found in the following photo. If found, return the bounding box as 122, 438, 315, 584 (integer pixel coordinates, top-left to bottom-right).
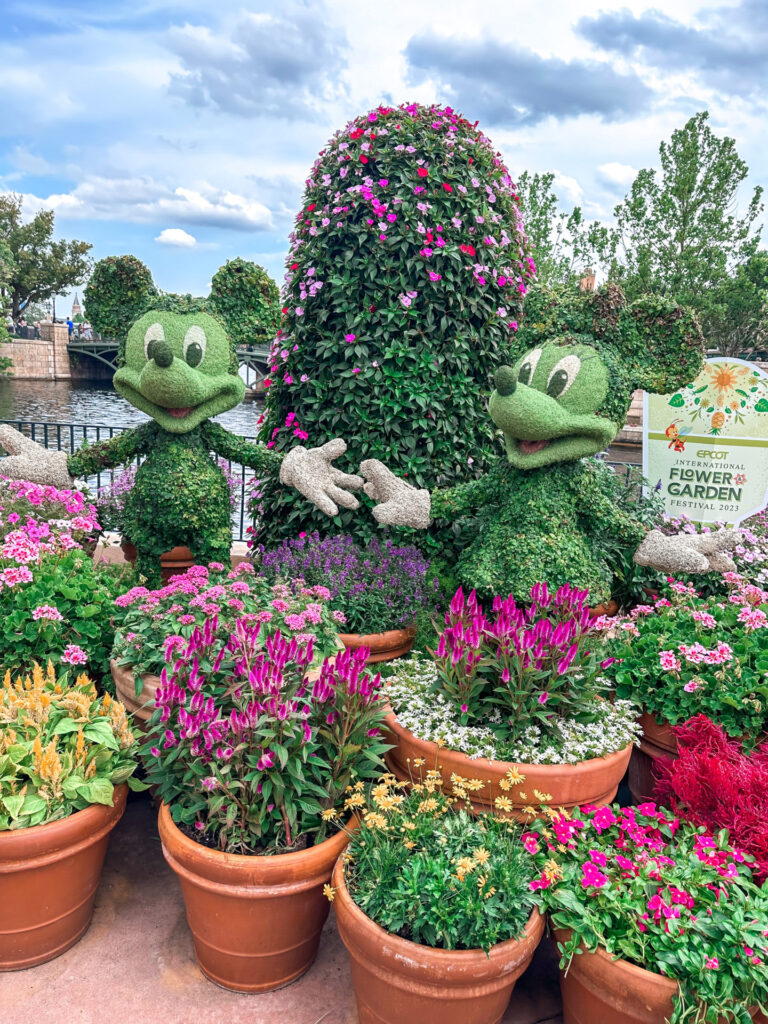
209, 258, 280, 349
254, 102, 534, 553
84, 255, 157, 358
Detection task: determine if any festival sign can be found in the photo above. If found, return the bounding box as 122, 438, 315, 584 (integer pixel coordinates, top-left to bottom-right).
643, 357, 768, 526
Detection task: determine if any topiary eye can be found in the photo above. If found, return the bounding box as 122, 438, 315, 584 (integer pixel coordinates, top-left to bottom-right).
547, 355, 581, 398
183, 325, 206, 368
517, 349, 542, 386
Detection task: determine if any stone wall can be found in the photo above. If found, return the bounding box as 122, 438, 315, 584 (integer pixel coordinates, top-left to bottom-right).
0, 323, 72, 380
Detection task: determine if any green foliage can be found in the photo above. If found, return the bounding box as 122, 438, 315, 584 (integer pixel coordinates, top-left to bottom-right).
0, 549, 130, 684
599, 112, 764, 346
255, 102, 534, 553
209, 258, 280, 349
431, 459, 645, 604
0, 192, 91, 320
605, 579, 768, 739
516, 281, 705, 426
704, 250, 768, 357
515, 170, 611, 286
0, 664, 141, 830
586, 459, 668, 608
340, 774, 536, 951
84, 255, 157, 361
525, 803, 768, 1024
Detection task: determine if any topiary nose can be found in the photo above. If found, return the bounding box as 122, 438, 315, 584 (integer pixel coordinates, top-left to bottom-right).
494, 365, 517, 396
149, 339, 174, 368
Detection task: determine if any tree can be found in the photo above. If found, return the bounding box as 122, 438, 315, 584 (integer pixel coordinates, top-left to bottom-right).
704, 250, 768, 357
604, 112, 764, 337
254, 103, 533, 553
0, 193, 91, 319
515, 171, 610, 286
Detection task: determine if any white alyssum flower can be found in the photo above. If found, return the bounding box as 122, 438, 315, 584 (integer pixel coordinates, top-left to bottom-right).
386, 659, 641, 765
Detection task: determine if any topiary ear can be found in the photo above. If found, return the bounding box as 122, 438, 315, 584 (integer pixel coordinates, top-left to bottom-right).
208, 258, 281, 350
84, 256, 157, 364
622, 296, 705, 394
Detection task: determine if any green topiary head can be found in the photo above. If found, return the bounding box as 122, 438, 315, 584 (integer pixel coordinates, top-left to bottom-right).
489, 283, 705, 469
85, 255, 279, 433
114, 309, 245, 433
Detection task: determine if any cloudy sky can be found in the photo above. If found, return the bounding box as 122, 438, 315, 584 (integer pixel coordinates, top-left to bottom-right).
1, 0, 765, 310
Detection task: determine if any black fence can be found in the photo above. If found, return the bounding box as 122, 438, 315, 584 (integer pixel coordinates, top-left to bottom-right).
0, 419, 642, 543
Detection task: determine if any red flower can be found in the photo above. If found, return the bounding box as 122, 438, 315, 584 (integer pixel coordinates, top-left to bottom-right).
369, 305, 376, 312
281, 307, 288, 315
307, 203, 316, 212
360, 155, 368, 163
350, 128, 364, 139
290, 262, 298, 270
417, 167, 429, 178
442, 183, 453, 192
460, 243, 476, 256
468, 157, 473, 164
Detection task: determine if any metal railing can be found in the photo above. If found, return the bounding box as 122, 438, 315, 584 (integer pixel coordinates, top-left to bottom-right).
0, 419, 642, 543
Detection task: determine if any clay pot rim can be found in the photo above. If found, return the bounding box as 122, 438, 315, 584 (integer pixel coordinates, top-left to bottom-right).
0, 784, 128, 857
384, 708, 633, 778
338, 624, 416, 643
332, 855, 544, 971
158, 801, 349, 877
120, 539, 194, 560
553, 926, 678, 995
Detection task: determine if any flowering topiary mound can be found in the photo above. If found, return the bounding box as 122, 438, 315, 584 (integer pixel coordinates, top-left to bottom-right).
254, 102, 534, 550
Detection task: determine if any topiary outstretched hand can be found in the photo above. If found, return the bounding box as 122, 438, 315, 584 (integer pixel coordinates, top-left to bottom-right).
280, 439, 364, 517
360, 459, 431, 528
0, 426, 73, 489
634, 528, 738, 574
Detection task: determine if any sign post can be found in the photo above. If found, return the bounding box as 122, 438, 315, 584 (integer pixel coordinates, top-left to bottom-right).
643, 357, 768, 526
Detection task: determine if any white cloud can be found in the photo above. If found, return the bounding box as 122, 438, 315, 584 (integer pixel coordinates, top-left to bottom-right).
21, 176, 274, 232
597, 161, 637, 187
552, 171, 584, 206
155, 227, 197, 247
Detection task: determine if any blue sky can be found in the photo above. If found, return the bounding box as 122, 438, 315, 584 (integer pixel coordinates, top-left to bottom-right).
1, 0, 765, 314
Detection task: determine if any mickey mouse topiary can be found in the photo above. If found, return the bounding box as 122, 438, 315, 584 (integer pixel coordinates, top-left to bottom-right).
359, 282, 738, 602
0, 257, 362, 583
253, 102, 535, 552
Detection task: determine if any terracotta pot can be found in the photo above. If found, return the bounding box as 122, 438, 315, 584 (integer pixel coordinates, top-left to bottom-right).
338, 626, 416, 663
554, 929, 763, 1024
158, 802, 349, 992
627, 712, 677, 805
589, 599, 619, 617
120, 538, 195, 582
0, 785, 127, 970
110, 659, 161, 731
333, 857, 544, 1024
384, 712, 632, 820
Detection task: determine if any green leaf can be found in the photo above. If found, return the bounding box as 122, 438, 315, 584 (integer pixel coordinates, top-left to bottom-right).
83, 719, 119, 750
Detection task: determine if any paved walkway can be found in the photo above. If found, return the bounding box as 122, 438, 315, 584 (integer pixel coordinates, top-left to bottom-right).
3, 793, 564, 1024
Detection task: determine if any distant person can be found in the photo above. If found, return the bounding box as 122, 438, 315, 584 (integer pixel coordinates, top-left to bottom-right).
4, 313, 12, 334
82, 322, 93, 340
66, 317, 74, 337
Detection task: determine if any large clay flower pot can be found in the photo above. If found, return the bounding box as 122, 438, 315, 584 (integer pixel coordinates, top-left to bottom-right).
0, 785, 127, 970
158, 802, 349, 992
338, 626, 416, 663
385, 712, 632, 819
120, 538, 195, 582
110, 659, 161, 732
554, 929, 764, 1024
627, 712, 677, 805
332, 857, 544, 1024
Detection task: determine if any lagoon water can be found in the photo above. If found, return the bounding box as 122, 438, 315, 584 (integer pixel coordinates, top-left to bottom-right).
0, 378, 265, 437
